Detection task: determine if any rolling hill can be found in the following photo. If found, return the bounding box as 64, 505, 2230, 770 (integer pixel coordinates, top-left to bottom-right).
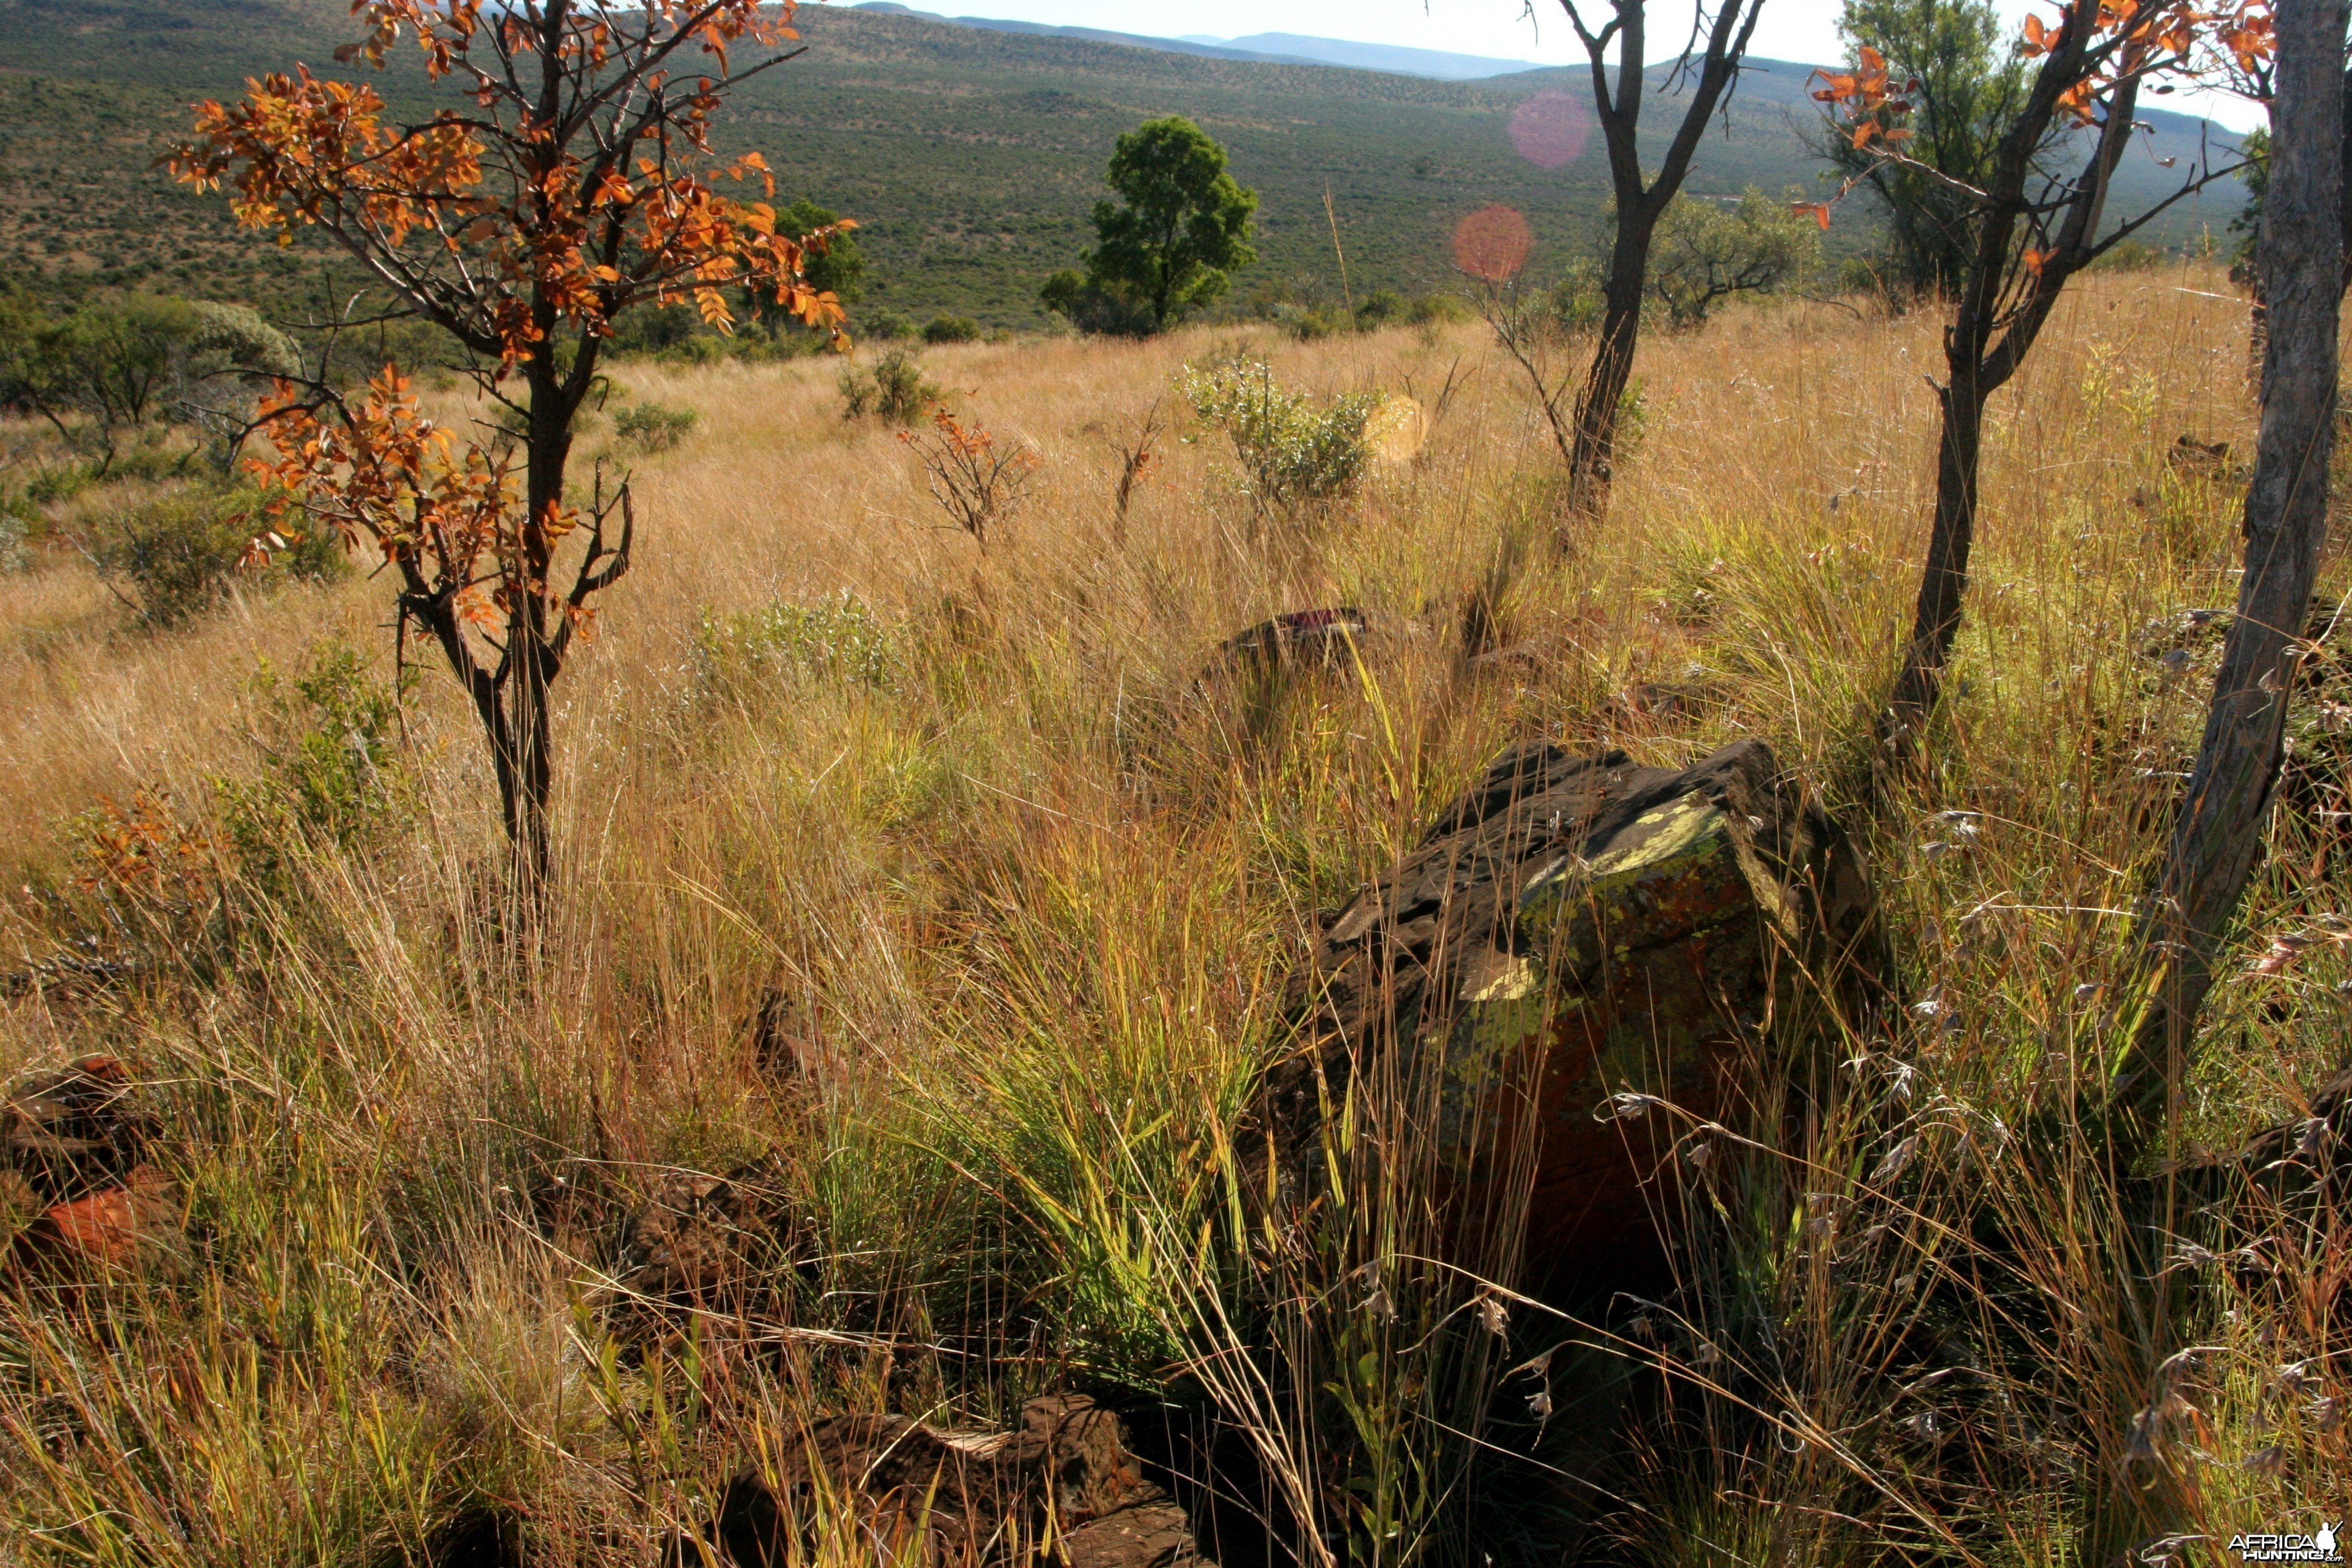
0, 0, 2249, 328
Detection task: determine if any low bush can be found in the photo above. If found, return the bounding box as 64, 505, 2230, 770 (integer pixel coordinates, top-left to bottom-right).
2092, 237, 2171, 272
1545, 258, 1608, 335
1648, 187, 1819, 329
921, 314, 982, 345
693, 589, 896, 697
838, 348, 940, 424
91, 483, 346, 626
1180, 356, 1378, 525
863, 309, 916, 341
613, 400, 700, 452
1354, 289, 1407, 330
1406, 292, 1472, 326
1038, 270, 1155, 337
217, 636, 409, 881
0, 493, 34, 573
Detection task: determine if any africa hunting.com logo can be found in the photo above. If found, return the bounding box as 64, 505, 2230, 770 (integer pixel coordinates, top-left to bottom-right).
2228, 1522, 2342, 1564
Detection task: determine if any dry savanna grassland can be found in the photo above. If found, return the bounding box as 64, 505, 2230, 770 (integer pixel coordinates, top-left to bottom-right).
0, 264, 2346, 1563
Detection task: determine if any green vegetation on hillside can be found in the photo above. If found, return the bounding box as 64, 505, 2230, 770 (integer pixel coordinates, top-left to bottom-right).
0, 0, 2241, 330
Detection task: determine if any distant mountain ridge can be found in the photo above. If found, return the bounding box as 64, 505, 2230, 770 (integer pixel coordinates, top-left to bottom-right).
1185, 32, 1546, 81
852, 5, 1331, 67
854, 7, 1553, 81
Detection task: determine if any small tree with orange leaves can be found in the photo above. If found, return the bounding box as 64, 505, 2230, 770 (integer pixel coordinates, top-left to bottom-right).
1808, 0, 2271, 766
173, 0, 850, 892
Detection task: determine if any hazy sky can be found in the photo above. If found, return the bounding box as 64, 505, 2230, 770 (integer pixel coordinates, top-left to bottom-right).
863, 0, 2265, 129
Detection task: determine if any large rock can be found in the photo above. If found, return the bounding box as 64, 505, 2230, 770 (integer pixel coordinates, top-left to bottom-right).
616, 1159, 810, 1309
1261, 738, 1876, 1283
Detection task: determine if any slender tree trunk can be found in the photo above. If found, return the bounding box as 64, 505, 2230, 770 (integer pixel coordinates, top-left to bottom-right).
1881, 371, 1988, 750
2110, 0, 2345, 1142
1875, 21, 2141, 765
1565, 207, 1659, 524
507, 351, 572, 897
1547, 0, 1761, 532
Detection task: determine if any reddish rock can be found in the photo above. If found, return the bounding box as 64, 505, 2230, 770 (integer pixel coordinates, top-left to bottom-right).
1261, 738, 1877, 1285
617, 1160, 811, 1314
28, 1163, 181, 1269
3, 1055, 158, 1202
3, 1055, 181, 1272
1210, 607, 1373, 679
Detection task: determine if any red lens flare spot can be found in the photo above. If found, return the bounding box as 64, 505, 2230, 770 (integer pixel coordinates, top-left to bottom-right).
1509, 91, 1591, 168
1452, 205, 1534, 283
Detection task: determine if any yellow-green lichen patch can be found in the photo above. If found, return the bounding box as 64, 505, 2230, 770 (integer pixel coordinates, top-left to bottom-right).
1440, 950, 1555, 1134
1518, 791, 1749, 971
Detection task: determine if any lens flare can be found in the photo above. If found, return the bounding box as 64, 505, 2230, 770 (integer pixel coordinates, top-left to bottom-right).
1452, 205, 1534, 283
1509, 91, 1591, 168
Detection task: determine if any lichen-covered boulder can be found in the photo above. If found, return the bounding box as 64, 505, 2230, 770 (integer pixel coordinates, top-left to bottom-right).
1261, 738, 1877, 1283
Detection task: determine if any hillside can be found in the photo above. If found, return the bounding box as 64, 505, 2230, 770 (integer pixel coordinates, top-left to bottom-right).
0, 0, 2249, 326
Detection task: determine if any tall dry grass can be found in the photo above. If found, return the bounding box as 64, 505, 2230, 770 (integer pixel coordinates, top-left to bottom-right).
0, 262, 2343, 1563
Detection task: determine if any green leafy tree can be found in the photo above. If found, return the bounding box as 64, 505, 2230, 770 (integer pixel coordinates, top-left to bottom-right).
0, 295, 197, 471
1648, 188, 1820, 327
1824, 0, 2028, 299
1058, 117, 1258, 335
781, 197, 867, 306
0, 293, 296, 475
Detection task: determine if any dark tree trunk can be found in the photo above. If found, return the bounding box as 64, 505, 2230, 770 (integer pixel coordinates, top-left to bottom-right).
1883, 372, 1988, 734
507, 347, 575, 897
1553, 0, 1762, 532
2111, 0, 2346, 1141
1566, 208, 1660, 520
1876, 3, 2146, 763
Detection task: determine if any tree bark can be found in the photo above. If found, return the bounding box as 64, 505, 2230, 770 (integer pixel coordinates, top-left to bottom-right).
1876, 3, 2145, 763
1555, 0, 1762, 531
2110, 0, 2345, 1142
508, 344, 578, 898
1883, 372, 1988, 734
1565, 209, 1659, 520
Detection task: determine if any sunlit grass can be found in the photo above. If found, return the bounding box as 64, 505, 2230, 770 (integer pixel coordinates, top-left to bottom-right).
1, 264, 2344, 1561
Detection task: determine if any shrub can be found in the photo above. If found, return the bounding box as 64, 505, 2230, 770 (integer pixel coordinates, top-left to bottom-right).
0, 494, 33, 573
839, 348, 940, 424
899, 405, 1040, 548
1545, 257, 1608, 334
614, 399, 700, 452
1272, 303, 1345, 342
864, 309, 916, 341
91, 483, 345, 626
217, 636, 409, 877
2092, 238, 2170, 273
693, 590, 895, 696
1038, 270, 1154, 337
1406, 292, 1471, 326
1648, 187, 1819, 329
1179, 356, 1378, 525
26, 464, 93, 505
1353, 289, 1407, 330
921, 314, 982, 345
